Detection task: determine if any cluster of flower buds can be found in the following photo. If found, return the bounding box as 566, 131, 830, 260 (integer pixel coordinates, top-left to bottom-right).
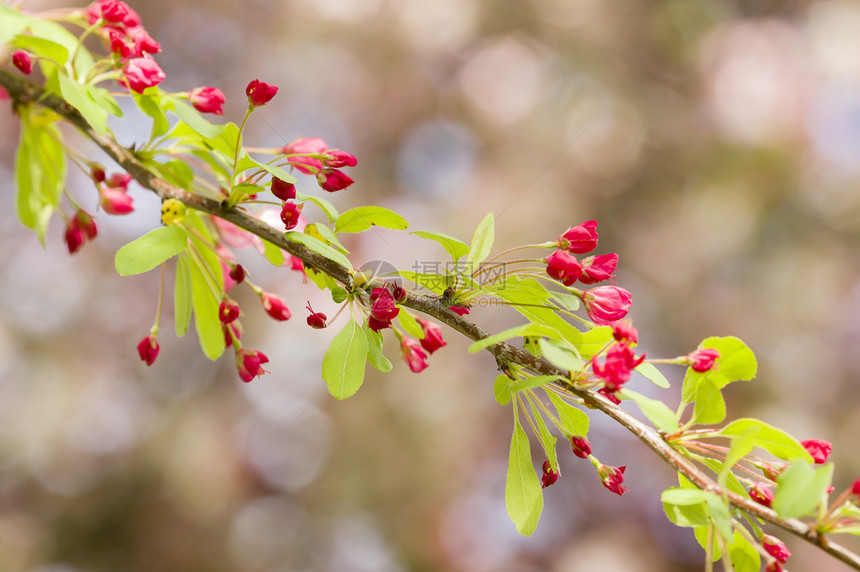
367, 285, 403, 332
280, 137, 357, 193
545, 221, 632, 325
398, 317, 447, 373
64, 209, 98, 254
92, 167, 135, 214
589, 321, 646, 397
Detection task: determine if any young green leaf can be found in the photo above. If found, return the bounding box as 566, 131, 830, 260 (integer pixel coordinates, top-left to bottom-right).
166, 97, 228, 139
334, 206, 409, 234
545, 392, 590, 436
15, 108, 65, 244
188, 255, 226, 360
296, 191, 339, 223
322, 320, 369, 399
58, 73, 108, 135
174, 253, 193, 337
411, 230, 470, 262
538, 339, 585, 373
395, 271, 451, 295
13, 33, 68, 65
286, 231, 352, 269
531, 403, 559, 470
396, 311, 424, 340
465, 212, 494, 275
510, 375, 564, 393
621, 389, 679, 433
728, 529, 761, 572
719, 419, 812, 462
505, 420, 544, 535
468, 323, 559, 353
690, 378, 726, 425
661, 488, 710, 528
494, 375, 512, 405
364, 324, 392, 373
773, 460, 834, 519
115, 226, 188, 276
261, 239, 285, 266
634, 362, 670, 389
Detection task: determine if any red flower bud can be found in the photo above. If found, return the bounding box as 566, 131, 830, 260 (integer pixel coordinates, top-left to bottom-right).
541, 460, 560, 489
583, 285, 632, 325
390, 283, 407, 304
597, 387, 621, 405
91, 166, 107, 183
107, 172, 132, 189
323, 149, 358, 168
800, 439, 832, 464
229, 264, 246, 285
762, 534, 791, 564
189, 86, 225, 115
223, 322, 242, 349
749, 482, 774, 508
137, 334, 159, 366
416, 318, 446, 354
99, 187, 134, 214
400, 337, 428, 373
282, 137, 327, 174
578, 253, 618, 285
64, 223, 85, 254
12, 50, 33, 75
449, 305, 470, 316
306, 302, 327, 329
545, 250, 582, 286
688, 348, 720, 372
122, 55, 165, 93
592, 342, 645, 392
852, 477, 860, 497
280, 201, 303, 230
558, 220, 598, 254
271, 177, 296, 201
219, 299, 240, 324
246, 79, 278, 107
316, 169, 354, 192
611, 320, 638, 344
596, 463, 627, 496
261, 292, 291, 321
236, 348, 269, 382
570, 436, 591, 458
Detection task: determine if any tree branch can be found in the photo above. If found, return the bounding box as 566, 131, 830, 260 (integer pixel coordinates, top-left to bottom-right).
2, 67, 858, 570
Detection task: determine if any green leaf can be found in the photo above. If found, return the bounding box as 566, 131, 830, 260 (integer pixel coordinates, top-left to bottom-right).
262, 239, 285, 266
134, 92, 170, 138
286, 231, 352, 269
773, 460, 834, 519
494, 375, 512, 405
331, 287, 349, 303
505, 420, 544, 535
545, 392, 590, 436
635, 362, 670, 389
239, 155, 297, 184
174, 253, 193, 337
621, 389, 678, 433
690, 378, 726, 425
334, 206, 409, 234
531, 404, 559, 470
188, 255, 225, 360
58, 73, 107, 134
115, 226, 188, 276
154, 160, 195, 189
322, 320, 369, 399
465, 213, 494, 275
296, 191, 339, 223
703, 336, 757, 387
13, 34, 68, 65
308, 223, 349, 254
395, 271, 450, 295
719, 426, 758, 488
491, 277, 580, 344
719, 419, 812, 462
397, 311, 424, 340
167, 97, 227, 139
705, 494, 733, 539
538, 339, 585, 373
661, 488, 710, 527
0, 5, 28, 46
695, 526, 723, 561
468, 323, 558, 353
728, 529, 761, 572
510, 375, 564, 393
364, 324, 392, 373
411, 230, 469, 262
576, 326, 613, 360
548, 290, 581, 312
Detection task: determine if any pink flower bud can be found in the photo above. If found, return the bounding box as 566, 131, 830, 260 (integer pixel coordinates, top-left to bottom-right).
688, 348, 720, 372
229, 264, 246, 285
541, 460, 560, 489
611, 320, 638, 344
578, 253, 618, 285
583, 285, 632, 325
12, 51, 32, 75
261, 292, 291, 321
282, 137, 328, 174
75, 210, 98, 240
596, 463, 627, 496
99, 187, 134, 214
570, 436, 591, 458
558, 220, 598, 254
122, 55, 165, 93
852, 477, 860, 497
316, 169, 354, 192
749, 482, 774, 508
137, 334, 159, 366
236, 348, 269, 382
370, 287, 400, 322
390, 283, 407, 304
223, 322, 241, 349
91, 166, 107, 183
107, 172, 132, 190
762, 534, 791, 564
400, 337, 428, 373
280, 202, 303, 230
246, 79, 278, 107
416, 318, 446, 354
449, 305, 470, 316
545, 250, 582, 286
64, 222, 85, 254
271, 177, 296, 201
85, 0, 133, 24
219, 299, 240, 324
126, 26, 161, 56
306, 302, 327, 329
800, 439, 832, 464
597, 387, 621, 405
323, 149, 358, 168
592, 342, 645, 392
189, 86, 225, 115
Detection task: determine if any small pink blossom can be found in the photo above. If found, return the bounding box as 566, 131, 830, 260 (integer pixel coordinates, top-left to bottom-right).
558, 220, 598, 254
449, 305, 470, 316
578, 253, 618, 285
749, 482, 774, 508
800, 439, 832, 464
570, 436, 591, 458
12, 51, 32, 75
592, 342, 645, 392
851, 477, 860, 497
261, 292, 291, 321
306, 302, 327, 329
246, 79, 278, 107
189, 86, 225, 115
219, 299, 240, 325
282, 137, 328, 174
688, 348, 720, 372
762, 534, 791, 564
611, 320, 638, 344
99, 186, 134, 214
597, 463, 627, 496
236, 348, 269, 382
280, 202, 303, 230
137, 334, 159, 366
368, 287, 399, 332
122, 55, 165, 93
316, 169, 354, 192
271, 177, 296, 201
583, 285, 632, 325
323, 149, 358, 168
416, 318, 446, 354
400, 337, 428, 373
545, 250, 582, 286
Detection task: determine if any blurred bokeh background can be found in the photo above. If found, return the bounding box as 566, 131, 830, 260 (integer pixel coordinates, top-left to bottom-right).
2, 0, 860, 570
